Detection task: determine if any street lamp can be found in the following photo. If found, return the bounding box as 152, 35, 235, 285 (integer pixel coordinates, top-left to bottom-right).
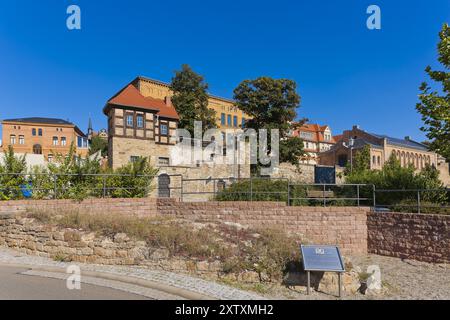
348, 138, 355, 172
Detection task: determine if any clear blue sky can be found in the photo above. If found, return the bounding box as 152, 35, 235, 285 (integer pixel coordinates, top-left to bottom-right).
0, 0, 449, 141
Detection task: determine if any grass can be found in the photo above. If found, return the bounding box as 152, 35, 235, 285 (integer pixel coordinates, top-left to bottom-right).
26, 209, 303, 282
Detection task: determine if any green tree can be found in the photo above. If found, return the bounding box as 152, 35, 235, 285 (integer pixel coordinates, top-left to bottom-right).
89, 136, 108, 157
344, 145, 371, 175
233, 77, 304, 166
170, 64, 217, 134
0, 146, 27, 200
416, 24, 450, 161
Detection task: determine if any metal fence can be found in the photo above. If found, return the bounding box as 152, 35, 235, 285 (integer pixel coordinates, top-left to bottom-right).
373, 188, 450, 214
0, 173, 158, 200
1, 172, 449, 214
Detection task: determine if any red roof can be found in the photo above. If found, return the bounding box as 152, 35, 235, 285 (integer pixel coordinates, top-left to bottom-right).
293, 123, 336, 144
104, 84, 179, 120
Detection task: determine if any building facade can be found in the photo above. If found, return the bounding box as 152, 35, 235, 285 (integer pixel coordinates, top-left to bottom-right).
131, 76, 250, 130
1, 117, 89, 161
319, 125, 440, 171
293, 124, 336, 164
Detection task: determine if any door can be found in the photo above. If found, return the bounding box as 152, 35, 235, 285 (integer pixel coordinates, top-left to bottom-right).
158, 174, 171, 198
314, 166, 336, 184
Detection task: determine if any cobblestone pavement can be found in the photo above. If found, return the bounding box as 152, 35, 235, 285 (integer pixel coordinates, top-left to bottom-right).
0, 247, 265, 300
270, 254, 450, 300
349, 254, 450, 300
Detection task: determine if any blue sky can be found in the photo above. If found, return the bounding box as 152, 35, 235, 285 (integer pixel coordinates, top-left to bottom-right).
0, 0, 449, 141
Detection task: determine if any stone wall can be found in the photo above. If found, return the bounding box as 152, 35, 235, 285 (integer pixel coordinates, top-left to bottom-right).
367, 212, 450, 263
0, 213, 149, 265
0, 198, 369, 255
157, 200, 368, 255
269, 163, 315, 183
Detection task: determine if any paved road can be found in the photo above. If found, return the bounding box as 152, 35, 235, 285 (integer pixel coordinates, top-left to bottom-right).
0, 266, 149, 300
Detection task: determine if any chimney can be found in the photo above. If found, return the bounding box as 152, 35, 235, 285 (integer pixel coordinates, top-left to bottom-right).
165, 96, 172, 107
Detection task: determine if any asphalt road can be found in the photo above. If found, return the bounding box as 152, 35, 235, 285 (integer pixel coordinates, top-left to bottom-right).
0, 266, 149, 300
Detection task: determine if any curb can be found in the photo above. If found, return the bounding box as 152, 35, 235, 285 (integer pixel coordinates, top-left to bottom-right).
0, 262, 214, 300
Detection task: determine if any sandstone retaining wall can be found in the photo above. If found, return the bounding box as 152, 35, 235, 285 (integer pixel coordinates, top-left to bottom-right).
0, 198, 368, 255
368, 212, 450, 263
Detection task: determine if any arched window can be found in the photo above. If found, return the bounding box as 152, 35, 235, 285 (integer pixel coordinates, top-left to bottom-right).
33, 144, 42, 154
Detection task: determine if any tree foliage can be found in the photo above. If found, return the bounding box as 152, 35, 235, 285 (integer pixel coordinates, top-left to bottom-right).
416, 24, 450, 161
170, 64, 217, 134
233, 77, 305, 166
89, 136, 108, 157
0, 145, 158, 201
344, 145, 371, 175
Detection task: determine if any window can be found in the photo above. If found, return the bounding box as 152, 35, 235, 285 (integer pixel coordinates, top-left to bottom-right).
32, 128, 36, 136
126, 114, 134, 127
158, 157, 170, 166
38, 128, 43, 136
33, 144, 42, 154
233, 116, 238, 127
221, 113, 226, 125
137, 115, 144, 128
160, 124, 168, 136
227, 115, 232, 126
61, 137, 67, 146
300, 132, 314, 140
19, 135, 24, 145
77, 136, 88, 148
52, 136, 58, 146
10, 135, 16, 145
130, 156, 140, 163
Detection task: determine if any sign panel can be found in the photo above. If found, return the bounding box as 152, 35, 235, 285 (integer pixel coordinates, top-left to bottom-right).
301, 245, 345, 272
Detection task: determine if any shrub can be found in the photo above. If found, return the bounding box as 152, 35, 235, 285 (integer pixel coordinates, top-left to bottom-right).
0, 146, 158, 200
346, 154, 449, 212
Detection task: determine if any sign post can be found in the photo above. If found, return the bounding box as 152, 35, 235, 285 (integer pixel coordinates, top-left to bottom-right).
300, 245, 346, 298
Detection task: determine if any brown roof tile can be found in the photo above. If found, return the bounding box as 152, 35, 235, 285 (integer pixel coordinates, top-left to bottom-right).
104, 84, 179, 120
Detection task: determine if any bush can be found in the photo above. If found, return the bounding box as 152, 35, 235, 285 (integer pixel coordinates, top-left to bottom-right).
346, 154, 449, 213
0, 145, 158, 200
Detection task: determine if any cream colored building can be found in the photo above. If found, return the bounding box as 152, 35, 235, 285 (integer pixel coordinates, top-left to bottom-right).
320, 125, 442, 171
132, 76, 250, 130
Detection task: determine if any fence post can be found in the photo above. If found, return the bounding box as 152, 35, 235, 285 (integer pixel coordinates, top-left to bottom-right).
53, 175, 58, 199
287, 182, 291, 206
102, 175, 106, 198
323, 184, 326, 207
357, 185, 360, 207
250, 176, 253, 202
417, 190, 421, 214
372, 185, 376, 210
180, 175, 184, 202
